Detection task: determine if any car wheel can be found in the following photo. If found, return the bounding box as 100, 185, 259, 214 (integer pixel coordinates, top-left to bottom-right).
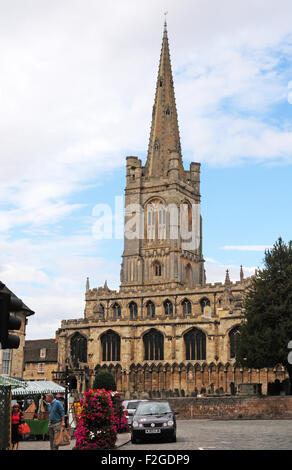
131, 437, 137, 444
171, 432, 176, 442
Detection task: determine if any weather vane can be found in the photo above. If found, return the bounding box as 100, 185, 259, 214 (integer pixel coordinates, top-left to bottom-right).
164, 10, 168, 28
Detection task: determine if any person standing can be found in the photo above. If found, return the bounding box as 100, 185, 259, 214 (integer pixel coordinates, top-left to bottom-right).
46, 394, 65, 450
11, 403, 23, 450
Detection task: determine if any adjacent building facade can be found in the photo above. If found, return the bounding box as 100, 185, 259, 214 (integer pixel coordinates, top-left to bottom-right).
23, 338, 58, 381
0, 283, 34, 378
54, 23, 287, 396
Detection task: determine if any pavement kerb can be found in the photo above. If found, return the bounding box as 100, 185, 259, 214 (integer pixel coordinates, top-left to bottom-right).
115, 433, 131, 448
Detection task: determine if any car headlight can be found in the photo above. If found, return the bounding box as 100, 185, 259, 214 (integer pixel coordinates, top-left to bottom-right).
132, 421, 138, 428
167, 420, 174, 426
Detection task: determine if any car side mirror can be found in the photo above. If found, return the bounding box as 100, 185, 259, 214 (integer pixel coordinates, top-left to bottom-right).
174, 411, 179, 415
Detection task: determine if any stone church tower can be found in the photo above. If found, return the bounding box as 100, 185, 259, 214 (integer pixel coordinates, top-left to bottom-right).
121, 22, 204, 292
55, 23, 287, 397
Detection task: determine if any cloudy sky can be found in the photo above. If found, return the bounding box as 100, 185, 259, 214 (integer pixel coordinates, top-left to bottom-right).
1, 0, 292, 339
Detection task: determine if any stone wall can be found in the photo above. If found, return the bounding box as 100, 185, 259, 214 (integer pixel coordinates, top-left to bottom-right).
23, 361, 57, 381
165, 396, 292, 420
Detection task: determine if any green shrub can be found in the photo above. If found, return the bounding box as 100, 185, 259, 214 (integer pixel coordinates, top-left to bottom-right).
93, 370, 116, 391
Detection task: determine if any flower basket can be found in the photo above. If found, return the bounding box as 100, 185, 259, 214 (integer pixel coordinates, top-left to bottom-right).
74, 389, 118, 450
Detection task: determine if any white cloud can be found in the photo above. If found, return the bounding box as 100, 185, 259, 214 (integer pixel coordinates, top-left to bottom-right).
0, 234, 121, 339
1, 0, 292, 338
205, 262, 256, 284
0, 1, 292, 217
221, 245, 272, 251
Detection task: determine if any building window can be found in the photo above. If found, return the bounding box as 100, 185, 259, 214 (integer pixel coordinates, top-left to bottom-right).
164, 299, 173, 316
129, 301, 138, 320
153, 261, 162, 277
181, 201, 192, 235
112, 303, 121, 320
143, 329, 164, 360
37, 363, 45, 374
200, 297, 211, 315
147, 205, 155, 240
182, 298, 191, 316
158, 204, 166, 239
184, 328, 206, 360
146, 300, 155, 318
40, 348, 46, 359
1, 350, 11, 375
101, 330, 120, 362
229, 326, 240, 359
70, 332, 87, 367
146, 200, 166, 240
100, 304, 105, 319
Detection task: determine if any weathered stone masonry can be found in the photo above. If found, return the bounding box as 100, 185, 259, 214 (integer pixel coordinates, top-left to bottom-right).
54, 22, 288, 396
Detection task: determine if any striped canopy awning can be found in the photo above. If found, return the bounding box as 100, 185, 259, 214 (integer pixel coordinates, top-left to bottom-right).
0, 375, 27, 389
11, 380, 65, 397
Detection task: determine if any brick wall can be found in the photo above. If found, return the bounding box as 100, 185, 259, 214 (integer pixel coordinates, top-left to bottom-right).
166, 396, 292, 420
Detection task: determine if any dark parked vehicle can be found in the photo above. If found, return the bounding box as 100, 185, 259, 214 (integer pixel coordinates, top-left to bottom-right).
131, 401, 178, 443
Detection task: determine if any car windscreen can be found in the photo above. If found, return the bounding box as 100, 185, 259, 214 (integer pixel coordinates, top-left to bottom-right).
127, 402, 140, 410
135, 402, 172, 416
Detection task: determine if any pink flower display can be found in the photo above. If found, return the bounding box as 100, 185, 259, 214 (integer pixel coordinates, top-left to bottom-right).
74, 389, 119, 450
111, 392, 130, 433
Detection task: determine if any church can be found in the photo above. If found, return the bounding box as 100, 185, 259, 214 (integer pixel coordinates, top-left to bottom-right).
54, 22, 287, 397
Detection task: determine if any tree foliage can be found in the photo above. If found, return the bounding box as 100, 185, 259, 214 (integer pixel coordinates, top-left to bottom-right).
93, 370, 117, 391
236, 238, 292, 391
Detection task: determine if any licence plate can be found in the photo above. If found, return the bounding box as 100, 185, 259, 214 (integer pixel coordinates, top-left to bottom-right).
145, 429, 161, 434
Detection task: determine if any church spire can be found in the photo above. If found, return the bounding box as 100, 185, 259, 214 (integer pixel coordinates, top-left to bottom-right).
145, 20, 184, 177
225, 269, 231, 286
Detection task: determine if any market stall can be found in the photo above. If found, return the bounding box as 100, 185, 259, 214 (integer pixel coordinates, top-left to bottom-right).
11, 380, 66, 439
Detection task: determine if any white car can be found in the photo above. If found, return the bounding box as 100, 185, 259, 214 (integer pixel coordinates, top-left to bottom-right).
124, 400, 149, 425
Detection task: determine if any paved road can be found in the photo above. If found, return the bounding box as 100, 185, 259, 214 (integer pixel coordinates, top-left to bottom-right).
122, 419, 292, 450
18, 433, 130, 450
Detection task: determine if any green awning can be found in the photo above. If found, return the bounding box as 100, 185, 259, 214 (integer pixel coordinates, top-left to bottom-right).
0, 375, 27, 389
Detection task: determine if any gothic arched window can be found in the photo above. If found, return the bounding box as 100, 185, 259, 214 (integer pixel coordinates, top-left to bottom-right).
181, 201, 192, 234
100, 330, 121, 362
112, 303, 121, 320
143, 329, 164, 360
158, 204, 166, 239
182, 298, 191, 316
146, 300, 155, 318
147, 204, 155, 240
70, 332, 87, 367
229, 326, 240, 359
100, 304, 105, 319
164, 299, 173, 316
153, 261, 162, 277
184, 328, 206, 360
129, 301, 138, 320
200, 297, 211, 315
146, 200, 166, 241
